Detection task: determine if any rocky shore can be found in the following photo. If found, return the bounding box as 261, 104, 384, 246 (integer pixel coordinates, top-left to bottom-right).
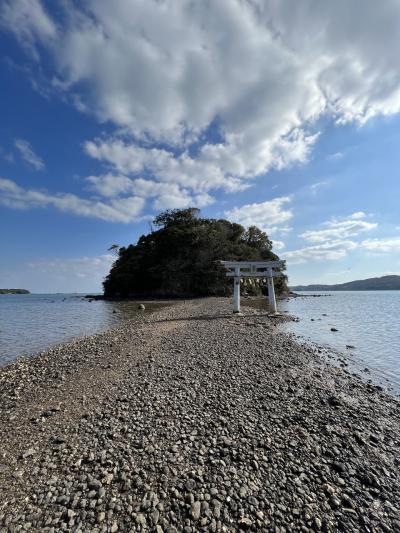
0, 298, 399, 532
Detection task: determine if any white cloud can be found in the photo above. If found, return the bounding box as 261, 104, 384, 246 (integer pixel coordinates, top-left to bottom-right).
0, 0, 56, 60
272, 240, 285, 251
224, 197, 293, 234
3, 1, 400, 216
327, 152, 344, 161
4, 0, 400, 204
360, 237, 400, 253
86, 174, 134, 197
283, 240, 358, 264
8, 254, 114, 292
0, 178, 144, 223
300, 212, 377, 243
284, 211, 380, 264
27, 254, 114, 278
309, 180, 330, 194
14, 139, 45, 170
84, 139, 250, 195
86, 174, 214, 210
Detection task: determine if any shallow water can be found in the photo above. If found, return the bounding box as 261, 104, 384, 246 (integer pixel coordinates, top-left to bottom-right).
276, 291, 400, 393
0, 293, 160, 365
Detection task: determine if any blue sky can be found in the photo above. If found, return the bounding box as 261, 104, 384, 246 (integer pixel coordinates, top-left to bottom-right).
1, 0, 400, 293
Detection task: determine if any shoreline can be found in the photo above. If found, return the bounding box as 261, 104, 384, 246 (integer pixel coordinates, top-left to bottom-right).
1, 298, 399, 531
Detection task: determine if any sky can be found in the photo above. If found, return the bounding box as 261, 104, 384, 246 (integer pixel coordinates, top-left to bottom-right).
1, 0, 400, 293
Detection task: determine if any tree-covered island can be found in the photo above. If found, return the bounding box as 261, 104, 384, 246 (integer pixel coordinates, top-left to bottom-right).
104, 208, 288, 298
0, 289, 30, 294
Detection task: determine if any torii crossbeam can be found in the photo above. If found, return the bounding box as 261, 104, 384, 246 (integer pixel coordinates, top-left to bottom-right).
220, 260, 286, 314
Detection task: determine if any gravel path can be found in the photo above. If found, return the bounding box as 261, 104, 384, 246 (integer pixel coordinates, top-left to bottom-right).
0, 298, 399, 532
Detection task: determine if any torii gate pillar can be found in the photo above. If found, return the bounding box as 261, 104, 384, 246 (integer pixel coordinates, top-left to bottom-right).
220, 260, 285, 315
233, 267, 241, 313
267, 268, 277, 314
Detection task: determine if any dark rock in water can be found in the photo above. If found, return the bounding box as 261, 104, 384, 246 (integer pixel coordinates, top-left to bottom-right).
138, 304, 145, 310
346, 345, 355, 349
331, 327, 338, 332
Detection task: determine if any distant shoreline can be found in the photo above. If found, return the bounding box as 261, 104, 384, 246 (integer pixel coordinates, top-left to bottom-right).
0, 289, 30, 294
291, 274, 400, 291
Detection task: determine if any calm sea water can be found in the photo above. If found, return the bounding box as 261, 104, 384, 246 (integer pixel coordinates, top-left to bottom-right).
1, 292, 400, 394
0, 293, 146, 366
279, 291, 400, 394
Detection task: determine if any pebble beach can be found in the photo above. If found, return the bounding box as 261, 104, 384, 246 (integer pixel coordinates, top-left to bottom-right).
0, 298, 399, 532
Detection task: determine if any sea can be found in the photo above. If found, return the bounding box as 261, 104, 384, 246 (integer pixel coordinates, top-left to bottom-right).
0, 291, 399, 395
0, 293, 145, 366
279, 291, 400, 395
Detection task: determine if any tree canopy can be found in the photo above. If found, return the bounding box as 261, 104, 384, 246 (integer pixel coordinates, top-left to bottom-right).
103, 208, 287, 297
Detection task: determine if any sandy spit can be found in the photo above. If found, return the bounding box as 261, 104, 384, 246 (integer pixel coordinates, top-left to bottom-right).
0, 298, 399, 532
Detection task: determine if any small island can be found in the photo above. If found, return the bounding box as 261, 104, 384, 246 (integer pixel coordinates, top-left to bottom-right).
0, 289, 30, 294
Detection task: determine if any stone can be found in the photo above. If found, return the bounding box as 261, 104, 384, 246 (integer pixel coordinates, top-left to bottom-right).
238, 517, 252, 529
191, 501, 201, 521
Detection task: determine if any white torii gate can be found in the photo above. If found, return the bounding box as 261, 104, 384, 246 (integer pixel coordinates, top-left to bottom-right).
220, 260, 286, 314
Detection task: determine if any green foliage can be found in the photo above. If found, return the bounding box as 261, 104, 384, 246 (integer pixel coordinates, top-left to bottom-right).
103, 208, 288, 297
0, 289, 30, 294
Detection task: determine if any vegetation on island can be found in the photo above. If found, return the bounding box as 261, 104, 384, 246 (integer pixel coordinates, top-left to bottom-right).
104, 208, 288, 298
291, 275, 400, 291
0, 289, 30, 294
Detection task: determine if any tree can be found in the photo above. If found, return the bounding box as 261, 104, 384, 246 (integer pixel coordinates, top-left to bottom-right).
103, 208, 288, 297
108, 244, 120, 256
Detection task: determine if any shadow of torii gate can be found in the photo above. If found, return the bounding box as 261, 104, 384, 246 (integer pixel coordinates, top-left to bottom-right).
220, 260, 286, 315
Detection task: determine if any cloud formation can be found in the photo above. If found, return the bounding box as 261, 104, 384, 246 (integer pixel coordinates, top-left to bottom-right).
284, 212, 378, 264
0, 178, 144, 222
300, 212, 377, 243
284, 240, 358, 264
0, 0, 56, 59
14, 139, 45, 170
224, 197, 293, 235
360, 237, 400, 253
27, 254, 114, 279
3, 0, 400, 209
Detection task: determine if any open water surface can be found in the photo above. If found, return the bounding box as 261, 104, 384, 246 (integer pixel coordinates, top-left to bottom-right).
1, 292, 400, 395
278, 291, 400, 394
0, 293, 157, 366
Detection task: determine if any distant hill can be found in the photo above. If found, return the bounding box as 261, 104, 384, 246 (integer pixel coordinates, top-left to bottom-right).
291, 275, 400, 291
0, 289, 30, 294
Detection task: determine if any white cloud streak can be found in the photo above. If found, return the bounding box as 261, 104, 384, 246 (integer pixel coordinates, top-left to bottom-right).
283, 240, 358, 264
27, 254, 114, 278
300, 212, 377, 243
360, 237, 400, 252
283, 212, 379, 264
0, 178, 144, 223
14, 139, 45, 170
